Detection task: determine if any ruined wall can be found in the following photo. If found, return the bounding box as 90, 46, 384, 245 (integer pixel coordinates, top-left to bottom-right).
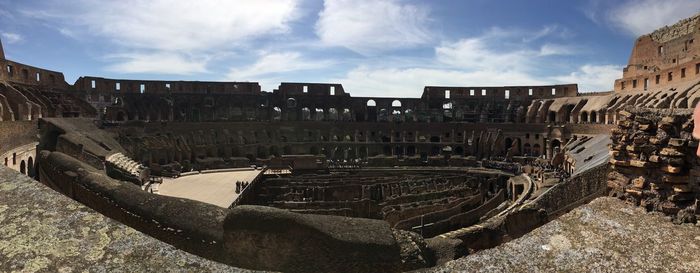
530, 163, 609, 217
615, 12, 700, 92
608, 108, 699, 223
0, 60, 69, 89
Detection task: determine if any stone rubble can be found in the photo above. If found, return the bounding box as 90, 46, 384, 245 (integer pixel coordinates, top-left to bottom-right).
608, 108, 700, 223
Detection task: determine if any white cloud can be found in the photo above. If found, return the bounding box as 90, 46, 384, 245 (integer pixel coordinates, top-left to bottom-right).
104, 52, 208, 75
334, 27, 615, 97
226, 51, 333, 83
551, 64, 622, 92
607, 0, 700, 36
27, 0, 300, 52
1, 32, 23, 44
335, 66, 545, 98
538, 44, 576, 56
435, 27, 576, 72
23, 0, 301, 75
315, 0, 432, 55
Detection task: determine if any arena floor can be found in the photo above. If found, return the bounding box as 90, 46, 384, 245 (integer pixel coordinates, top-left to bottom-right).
157, 169, 261, 208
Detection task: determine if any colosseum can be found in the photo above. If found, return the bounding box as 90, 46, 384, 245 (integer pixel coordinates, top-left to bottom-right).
0, 8, 699, 273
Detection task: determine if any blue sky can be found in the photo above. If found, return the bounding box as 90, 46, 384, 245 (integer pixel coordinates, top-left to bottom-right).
1, 0, 699, 97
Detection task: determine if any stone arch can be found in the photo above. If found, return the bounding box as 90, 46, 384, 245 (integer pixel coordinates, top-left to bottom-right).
590, 111, 598, 123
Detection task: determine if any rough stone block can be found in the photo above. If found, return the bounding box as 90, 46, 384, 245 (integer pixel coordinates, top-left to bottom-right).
661, 116, 680, 125
632, 176, 647, 189
659, 147, 684, 157
668, 138, 686, 147
661, 165, 682, 174
619, 110, 634, 119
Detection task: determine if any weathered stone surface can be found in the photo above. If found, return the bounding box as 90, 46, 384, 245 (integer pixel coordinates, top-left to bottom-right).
426, 197, 700, 273
0, 166, 255, 273
224, 205, 402, 273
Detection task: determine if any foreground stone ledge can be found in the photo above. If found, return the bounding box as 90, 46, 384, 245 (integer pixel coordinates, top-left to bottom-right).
224, 205, 402, 273
426, 197, 700, 273
0, 165, 254, 273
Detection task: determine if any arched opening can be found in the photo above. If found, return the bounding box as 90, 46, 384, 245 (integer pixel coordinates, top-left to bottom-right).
286, 98, 297, 108
580, 111, 589, 123
523, 143, 532, 155
367, 100, 377, 121
342, 109, 352, 121
20, 160, 26, 175
550, 139, 562, 156
590, 111, 598, 123
394, 146, 404, 157
454, 146, 464, 156
378, 108, 388, 121
532, 144, 541, 156
391, 100, 402, 108
383, 145, 392, 156
314, 108, 325, 121
272, 107, 282, 121
301, 107, 311, 121
548, 111, 556, 123
327, 108, 338, 120
406, 146, 416, 156
505, 138, 513, 150
391, 109, 402, 122
404, 109, 414, 121
562, 104, 575, 123
27, 157, 34, 177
